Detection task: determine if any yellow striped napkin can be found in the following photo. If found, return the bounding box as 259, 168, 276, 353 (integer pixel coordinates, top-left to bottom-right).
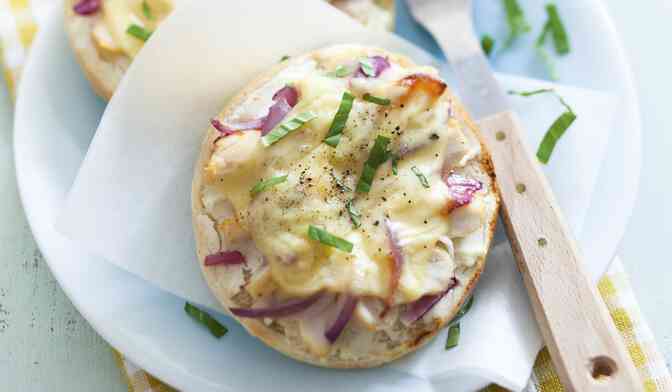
3, 2, 670, 391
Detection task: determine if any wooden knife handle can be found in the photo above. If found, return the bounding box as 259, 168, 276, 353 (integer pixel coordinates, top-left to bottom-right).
477, 111, 642, 391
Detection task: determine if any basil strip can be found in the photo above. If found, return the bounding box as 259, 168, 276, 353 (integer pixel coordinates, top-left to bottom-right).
345, 200, 361, 228
481, 35, 495, 56
502, 0, 531, 47
324, 92, 355, 147
356, 135, 391, 193
411, 166, 430, 188
445, 323, 461, 350
262, 111, 317, 146
363, 93, 390, 106
537, 110, 576, 164
142, 0, 153, 19
545, 4, 570, 55
126, 24, 152, 41
508, 89, 576, 164
250, 175, 288, 196
184, 302, 228, 338
327, 65, 351, 78
308, 225, 353, 253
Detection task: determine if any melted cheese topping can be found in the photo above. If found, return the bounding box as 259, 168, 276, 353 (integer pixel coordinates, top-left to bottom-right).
91, 0, 173, 59
202, 48, 491, 304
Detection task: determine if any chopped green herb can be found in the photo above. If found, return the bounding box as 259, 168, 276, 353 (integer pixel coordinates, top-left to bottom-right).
545, 4, 570, 55
509, 89, 576, 163
481, 35, 495, 56
280, 55, 291, 62
445, 323, 461, 350
535, 20, 559, 80
502, 0, 531, 47
142, 0, 153, 19
250, 175, 288, 196
331, 172, 352, 192
508, 88, 554, 97
184, 302, 228, 338
359, 58, 376, 77
411, 166, 430, 188
450, 296, 474, 325
126, 24, 152, 42
308, 225, 353, 253
327, 65, 351, 78
324, 92, 355, 147
356, 135, 391, 193
345, 200, 361, 228
362, 93, 390, 106
391, 154, 399, 175
262, 111, 317, 146
537, 110, 575, 164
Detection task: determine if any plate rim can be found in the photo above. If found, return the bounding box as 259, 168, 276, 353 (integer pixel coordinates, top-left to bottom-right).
12, 0, 642, 390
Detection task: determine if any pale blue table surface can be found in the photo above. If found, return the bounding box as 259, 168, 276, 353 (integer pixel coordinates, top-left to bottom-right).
0, 1, 669, 391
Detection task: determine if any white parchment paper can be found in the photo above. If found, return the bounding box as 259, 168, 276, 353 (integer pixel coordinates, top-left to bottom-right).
57, 0, 616, 390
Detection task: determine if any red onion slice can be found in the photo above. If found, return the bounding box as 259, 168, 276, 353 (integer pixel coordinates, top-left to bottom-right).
443, 172, 483, 213
384, 219, 404, 302
211, 86, 298, 141
324, 295, 358, 344
355, 56, 390, 78
272, 85, 298, 107
261, 98, 292, 135
73, 0, 100, 15
204, 251, 246, 266
230, 292, 322, 319
400, 277, 459, 325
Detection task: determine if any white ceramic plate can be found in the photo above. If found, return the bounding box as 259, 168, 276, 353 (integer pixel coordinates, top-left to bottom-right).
14, 0, 640, 390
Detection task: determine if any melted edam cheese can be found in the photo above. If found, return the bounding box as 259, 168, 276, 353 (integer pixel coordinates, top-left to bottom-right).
201, 47, 493, 305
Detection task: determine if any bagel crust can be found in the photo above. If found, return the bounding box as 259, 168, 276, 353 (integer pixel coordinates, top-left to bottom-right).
192, 45, 499, 368
64, 0, 395, 101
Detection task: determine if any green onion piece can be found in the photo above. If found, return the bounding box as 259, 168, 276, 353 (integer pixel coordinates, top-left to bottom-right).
450, 296, 474, 325
356, 135, 391, 193
502, 0, 531, 47
126, 24, 152, 42
545, 4, 570, 55
331, 172, 352, 192
345, 200, 361, 228
324, 92, 355, 147
411, 166, 430, 188
362, 93, 390, 106
391, 154, 399, 175
327, 65, 351, 78
307, 225, 353, 253
184, 302, 228, 338
250, 175, 288, 196
537, 110, 576, 164
481, 35, 495, 56
262, 111, 317, 146
508, 88, 554, 97
142, 0, 153, 19
535, 21, 559, 80
280, 55, 290, 62
508, 89, 576, 163
359, 58, 376, 77
445, 323, 461, 350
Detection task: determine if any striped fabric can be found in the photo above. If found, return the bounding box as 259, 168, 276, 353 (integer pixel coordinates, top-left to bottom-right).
2, 2, 670, 391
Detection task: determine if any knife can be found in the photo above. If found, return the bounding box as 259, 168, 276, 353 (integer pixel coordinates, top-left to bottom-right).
406, 1, 642, 390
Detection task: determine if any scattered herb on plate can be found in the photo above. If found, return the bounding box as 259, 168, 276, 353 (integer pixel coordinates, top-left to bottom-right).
502, 0, 531, 47
509, 89, 576, 164
481, 35, 495, 56
184, 302, 228, 338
